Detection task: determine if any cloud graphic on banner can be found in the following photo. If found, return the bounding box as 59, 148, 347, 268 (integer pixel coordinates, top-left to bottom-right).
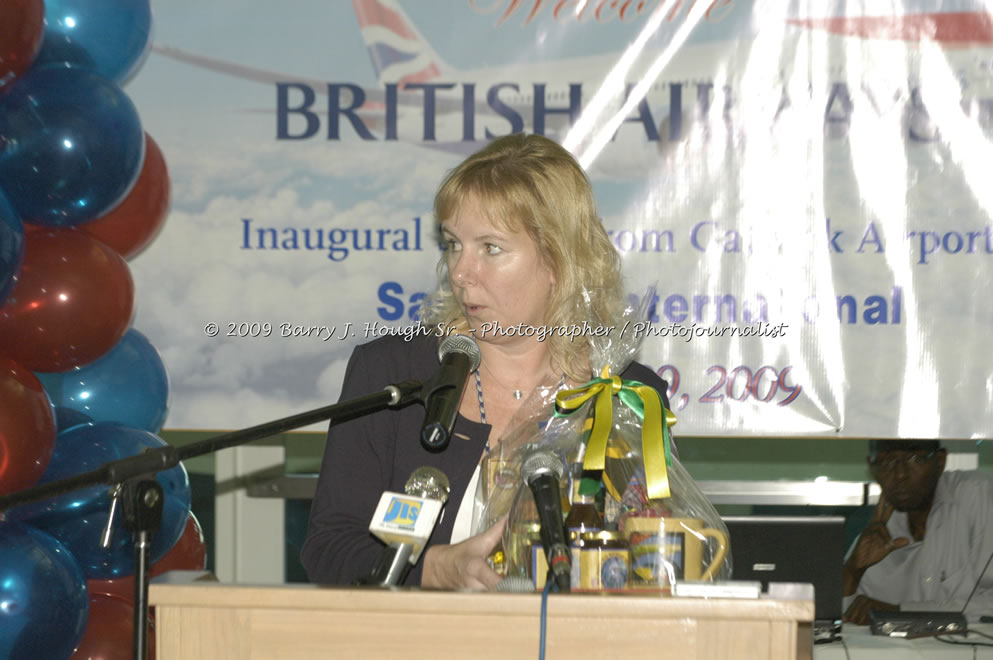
131, 133, 447, 429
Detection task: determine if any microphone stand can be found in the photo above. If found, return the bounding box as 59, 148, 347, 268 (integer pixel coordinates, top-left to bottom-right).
353, 543, 413, 587
0, 379, 427, 660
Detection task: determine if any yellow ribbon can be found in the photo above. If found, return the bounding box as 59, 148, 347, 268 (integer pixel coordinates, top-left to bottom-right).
555, 367, 676, 500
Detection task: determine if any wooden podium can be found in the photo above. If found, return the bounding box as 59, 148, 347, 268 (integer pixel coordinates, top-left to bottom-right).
150, 580, 813, 659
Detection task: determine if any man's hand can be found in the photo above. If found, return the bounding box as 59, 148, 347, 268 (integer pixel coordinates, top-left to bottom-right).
843, 595, 898, 625
420, 516, 507, 591
843, 495, 910, 595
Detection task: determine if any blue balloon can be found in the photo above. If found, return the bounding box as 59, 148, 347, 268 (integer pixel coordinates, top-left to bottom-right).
53, 406, 94, 434
37, 328, 170, 433
0, 65, 145, 226
35, 0, 152, 84
0, 522, 89, 660
6, 423, 191, 579
0, 189, 25, 304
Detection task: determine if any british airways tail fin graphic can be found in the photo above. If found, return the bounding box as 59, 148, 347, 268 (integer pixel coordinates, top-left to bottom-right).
352, 0, 454, 87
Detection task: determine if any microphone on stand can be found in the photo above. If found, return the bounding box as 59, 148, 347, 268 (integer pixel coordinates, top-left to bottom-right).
355, 466, 451, 587
521, 449, 571, 593
420, 334, 481, 452
496, 575, 537, 593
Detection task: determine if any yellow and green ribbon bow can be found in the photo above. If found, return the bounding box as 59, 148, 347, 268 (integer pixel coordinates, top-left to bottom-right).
554, 368, 676, 500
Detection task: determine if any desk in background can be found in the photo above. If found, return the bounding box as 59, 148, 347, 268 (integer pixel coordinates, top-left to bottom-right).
815, 625, 993, 659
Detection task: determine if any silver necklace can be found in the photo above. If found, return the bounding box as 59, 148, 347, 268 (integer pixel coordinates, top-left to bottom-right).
473, 369, 566, 442
479, 362, 526, 401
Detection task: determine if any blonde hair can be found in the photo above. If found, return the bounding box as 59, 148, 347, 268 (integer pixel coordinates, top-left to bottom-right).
420, 133, 622, 381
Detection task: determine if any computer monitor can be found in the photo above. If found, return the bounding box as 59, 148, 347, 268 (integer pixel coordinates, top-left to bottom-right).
722, 515, 846, 625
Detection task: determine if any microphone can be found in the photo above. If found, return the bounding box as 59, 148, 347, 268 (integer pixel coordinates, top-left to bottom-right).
420, 334, 481, 451
496, 575, 537, 593
356, 466, 451, 587
521, 449, 571, 593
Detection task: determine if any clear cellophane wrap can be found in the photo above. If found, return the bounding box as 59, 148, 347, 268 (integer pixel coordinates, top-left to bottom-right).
473, 290, 731, 592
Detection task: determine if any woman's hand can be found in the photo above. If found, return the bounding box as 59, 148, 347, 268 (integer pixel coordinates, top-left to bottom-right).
420, 516, 507, 591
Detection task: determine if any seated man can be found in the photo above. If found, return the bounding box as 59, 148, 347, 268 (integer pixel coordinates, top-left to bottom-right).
843, 439, 993, 624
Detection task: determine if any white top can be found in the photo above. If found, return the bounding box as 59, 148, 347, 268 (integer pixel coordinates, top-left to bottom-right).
844, 470, 993, 621
449, 464, 481, 545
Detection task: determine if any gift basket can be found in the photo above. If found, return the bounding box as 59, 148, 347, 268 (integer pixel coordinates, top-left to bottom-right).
474, 290, 731, 593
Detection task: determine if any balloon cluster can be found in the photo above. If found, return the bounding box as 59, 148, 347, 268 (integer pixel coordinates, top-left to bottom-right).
0, 2, 205, 657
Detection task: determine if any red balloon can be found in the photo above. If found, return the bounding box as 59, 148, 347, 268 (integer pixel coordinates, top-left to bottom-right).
71, 593, 156, 660
146, 510, 208, 578
0, 0, 44, 90
0, 229, 134, 371
81, 133, 171, 259
88, 513, 207, 603
0, 356, 55, 495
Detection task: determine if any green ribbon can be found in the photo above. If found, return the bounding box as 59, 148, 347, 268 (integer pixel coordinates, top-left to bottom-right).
554, 369, 676, 500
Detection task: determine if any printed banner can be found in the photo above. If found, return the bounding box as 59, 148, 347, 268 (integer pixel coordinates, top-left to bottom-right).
126, 0, 993, 438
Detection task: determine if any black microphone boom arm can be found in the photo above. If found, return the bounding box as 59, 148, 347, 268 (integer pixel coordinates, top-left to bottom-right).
0, 377, 425, 660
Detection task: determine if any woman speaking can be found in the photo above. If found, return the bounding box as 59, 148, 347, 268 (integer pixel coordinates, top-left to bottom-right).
301, 133, 671, 590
